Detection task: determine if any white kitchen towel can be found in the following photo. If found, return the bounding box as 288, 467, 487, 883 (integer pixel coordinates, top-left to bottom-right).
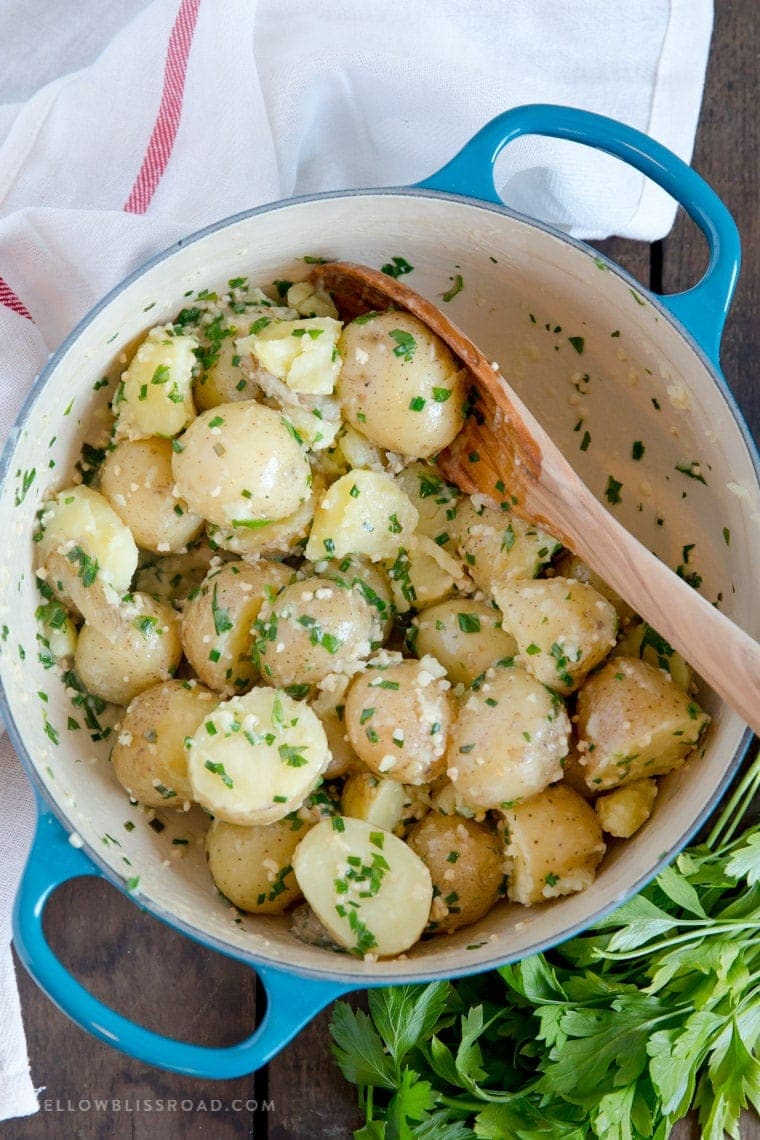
0, 0, 713, 1119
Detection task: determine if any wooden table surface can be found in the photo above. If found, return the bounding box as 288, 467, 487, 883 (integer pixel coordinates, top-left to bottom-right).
6, 2, 758, 1137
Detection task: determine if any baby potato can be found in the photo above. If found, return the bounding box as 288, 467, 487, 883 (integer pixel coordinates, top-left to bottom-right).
186, 687, 330, 826
100, 437, 204, 553
310, 553, 395, 639
192, 305, 283, 409
595, 778, 658, 838
286, 280, 339, 319
395, 462, 461, 553
576, 658, 710, 790
207, 478, 318, 560
344, 655, 453, 785
341, 770, 410, 832
292, 816, 433, 957
255, 576, 382, 690
75, 594, 182, 706
305, 470, 418, 563
171, 401, 312, 527
181, 560, 293, 695
408, 813, 503, 933
206, 818, 304, 914
611, 622, 692, 692
311, 673, 360, 778
414, 598, 517, 685
447, 660, 570, 810
111, 678, 217, 806
385, 535, 467, 613
237, 316, 343, 395
114, 324, 197, 440
37, 485, 139, 612
554, 551, 636, 628
133, 539, 225, 607
494, 577, 618, 695
502, 784, 606, 906
453, 497, 561, 593
337, 311, 466, 458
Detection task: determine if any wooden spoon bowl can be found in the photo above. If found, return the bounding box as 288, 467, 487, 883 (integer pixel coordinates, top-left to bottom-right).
311, 260, 760, 734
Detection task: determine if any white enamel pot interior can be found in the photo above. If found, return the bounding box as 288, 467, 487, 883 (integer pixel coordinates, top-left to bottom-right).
2, 108, 758, 1074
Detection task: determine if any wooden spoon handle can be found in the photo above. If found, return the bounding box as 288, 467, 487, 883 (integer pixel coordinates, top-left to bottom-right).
528, 462, 760, 734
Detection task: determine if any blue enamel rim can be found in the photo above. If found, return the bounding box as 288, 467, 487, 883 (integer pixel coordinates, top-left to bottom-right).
4, 104, 758, 1077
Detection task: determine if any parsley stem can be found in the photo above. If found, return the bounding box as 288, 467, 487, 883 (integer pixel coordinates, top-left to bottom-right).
598, 924, 760, 962
706, 747, 760, 849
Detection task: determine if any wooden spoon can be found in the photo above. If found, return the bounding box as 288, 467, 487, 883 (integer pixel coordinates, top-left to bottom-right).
311, 260, 760, 734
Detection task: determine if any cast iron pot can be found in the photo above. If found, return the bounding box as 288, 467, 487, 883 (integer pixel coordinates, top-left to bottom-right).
2, 105, 757, 1077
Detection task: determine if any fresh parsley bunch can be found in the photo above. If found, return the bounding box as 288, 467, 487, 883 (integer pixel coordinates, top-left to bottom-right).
331, 752, 760, 1139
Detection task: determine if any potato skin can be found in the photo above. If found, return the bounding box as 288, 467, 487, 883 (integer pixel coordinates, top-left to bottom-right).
502, 784, 606, 906
181, 560, 293, 695
111, 679, 217, 806
75, 594, 182, 706
447, 661, 570, 810
345, 657, 453, 785
575, 658, 710, 790
337, 311, 466, 458
407, 813, 503, 933
206, 817, 304, 913
256, 576, 382, 690
414, 598, 517, 686
171, 400, 312, 526
554, 551, 636, 628
494, 577, 618, 695
100, 437, 204, 553
453, 497, 560, 594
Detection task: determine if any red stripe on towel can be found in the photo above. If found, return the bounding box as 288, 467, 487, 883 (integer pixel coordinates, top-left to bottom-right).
123, 0, 202, 214
0, 276, 33, 321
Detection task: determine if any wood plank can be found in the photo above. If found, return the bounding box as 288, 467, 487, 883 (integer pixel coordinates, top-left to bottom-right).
267, 1001, 363, 1140
11, 876, 260, 1138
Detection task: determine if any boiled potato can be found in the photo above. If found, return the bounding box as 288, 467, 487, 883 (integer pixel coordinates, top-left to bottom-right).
172, 401, 312, 527
206, 818, 304, 913
385, 535, 467, 613
447, 660, 570, 810
286, 280, 339, 318
237, 316, 343, 395
35, 596, 78, 660
111, 678, 217, 806
453, 497, 561, 592
559, 746, 596, 802
311, 673, 359, 778
554, 551, 636, 627
413, 598, 517, 685
207, 477, 319, 560
341, 770, 410, 832
113, 324, 197, 440
494, 577, 618, 695
181, 560, 293, 695
337, 311, 466, 458
100, 437, 204, 553
335, 424, 387, 472
395, 462, 461, 553
186, 687, 330, 825
192, 304, 292, 410
595, 778, 658, 838
74, 594, 182, 706
292, 816, 433, 957
502, 784, 606, 906
255, 576, 382, 689
344, 655, 453, 785
305, 470, 418, 563
37, 485, 139, 611
133, 539, 225, 607
407, 813, 503, 933
611, 622, 692, 691
575, 658, 709, 790
310, 553, 395, 639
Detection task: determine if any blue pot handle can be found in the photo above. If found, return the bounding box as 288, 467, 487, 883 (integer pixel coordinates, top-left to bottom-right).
417, 103, 741, 365
13, 811, 353, 1078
